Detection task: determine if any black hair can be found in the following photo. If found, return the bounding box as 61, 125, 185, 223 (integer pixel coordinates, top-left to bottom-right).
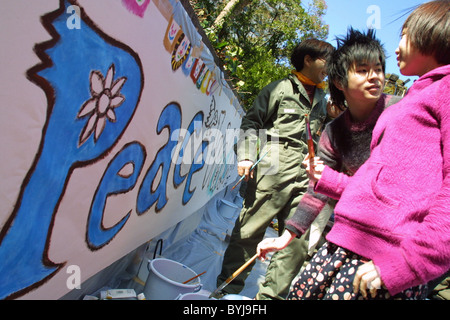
328, 28, 386, 108
291, 38, 335, 71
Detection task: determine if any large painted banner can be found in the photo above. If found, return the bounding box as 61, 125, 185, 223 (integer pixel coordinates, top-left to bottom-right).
0, 0, 243, 299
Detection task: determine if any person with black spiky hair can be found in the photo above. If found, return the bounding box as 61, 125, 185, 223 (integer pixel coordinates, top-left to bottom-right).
258, 0, 450, 300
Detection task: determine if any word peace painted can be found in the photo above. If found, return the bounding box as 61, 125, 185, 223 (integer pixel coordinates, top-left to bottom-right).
87, 103, 210, 249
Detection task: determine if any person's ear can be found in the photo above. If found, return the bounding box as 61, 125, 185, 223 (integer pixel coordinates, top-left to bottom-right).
304, 55, 313, 68
333, 79, 344, 91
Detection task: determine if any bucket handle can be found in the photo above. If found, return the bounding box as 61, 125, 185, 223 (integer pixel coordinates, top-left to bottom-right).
153, 239, 163, 259
194, 284, 203, 292
147, 239, 163, 272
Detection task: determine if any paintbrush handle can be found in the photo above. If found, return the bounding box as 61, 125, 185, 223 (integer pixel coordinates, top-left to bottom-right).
183, 271, 206, 284
209, 254, 258, 297
229, 254, 258, 280
231, 146, 272, 190
307, 139, 315, 158
305, 114, 315, 158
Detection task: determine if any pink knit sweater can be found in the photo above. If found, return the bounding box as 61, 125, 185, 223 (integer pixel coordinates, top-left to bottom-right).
315, 65, 450, 295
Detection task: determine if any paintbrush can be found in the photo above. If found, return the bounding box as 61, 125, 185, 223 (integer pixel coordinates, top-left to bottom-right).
305, 114, 315, 159
182, 271, 206, 284
209, 254, 258, 298
231, 146, 272, 190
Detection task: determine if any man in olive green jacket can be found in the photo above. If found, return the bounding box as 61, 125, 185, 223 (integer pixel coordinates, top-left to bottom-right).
216, 39, 335, 299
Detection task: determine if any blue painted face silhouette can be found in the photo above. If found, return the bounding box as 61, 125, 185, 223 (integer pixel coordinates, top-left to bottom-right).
0, 0, 143, 299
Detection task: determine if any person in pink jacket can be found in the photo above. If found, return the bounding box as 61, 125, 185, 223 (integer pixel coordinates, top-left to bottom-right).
257, 0, 450, 300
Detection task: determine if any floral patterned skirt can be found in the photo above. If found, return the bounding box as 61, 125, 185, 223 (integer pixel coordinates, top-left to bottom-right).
287, 242, 428, 300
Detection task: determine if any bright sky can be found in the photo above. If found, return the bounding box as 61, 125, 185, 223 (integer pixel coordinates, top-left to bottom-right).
321, 0, 429, 84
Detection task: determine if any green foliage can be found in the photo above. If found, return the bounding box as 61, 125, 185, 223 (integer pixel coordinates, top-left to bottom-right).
189, 0, 329, 110
236, 48, 290, 108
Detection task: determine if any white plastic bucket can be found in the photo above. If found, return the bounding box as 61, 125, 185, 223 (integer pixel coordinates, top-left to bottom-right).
221, 294, 252, 300
143, 258, 202, 300
176, 292, 215, 300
